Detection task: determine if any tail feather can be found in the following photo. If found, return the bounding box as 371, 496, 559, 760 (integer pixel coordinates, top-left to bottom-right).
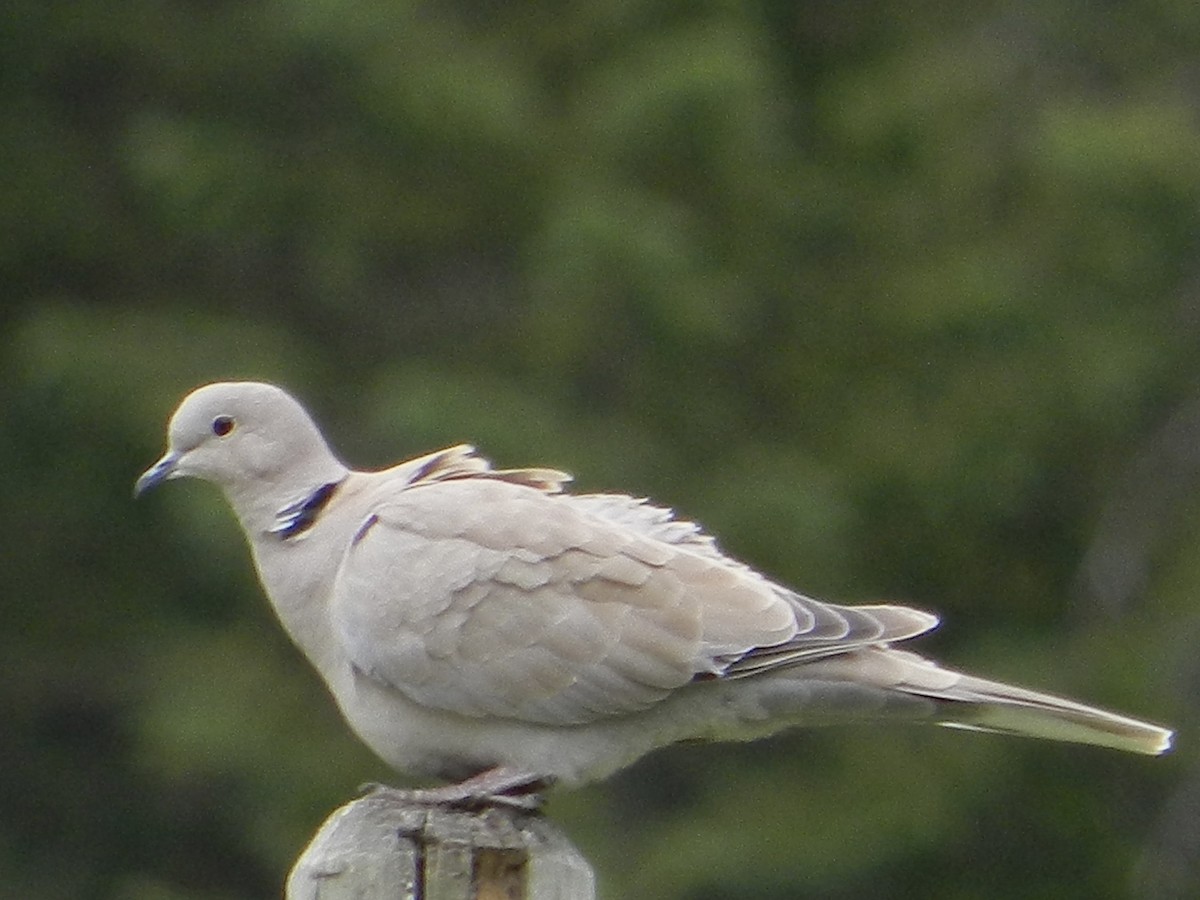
790, 647, 1173, 755
929, 673, 1173, 755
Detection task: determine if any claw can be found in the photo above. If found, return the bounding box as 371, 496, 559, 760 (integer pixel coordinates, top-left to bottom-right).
359, 768, 554, 813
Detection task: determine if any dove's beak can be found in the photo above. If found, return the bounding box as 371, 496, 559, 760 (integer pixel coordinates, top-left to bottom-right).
134, 451, 181, 498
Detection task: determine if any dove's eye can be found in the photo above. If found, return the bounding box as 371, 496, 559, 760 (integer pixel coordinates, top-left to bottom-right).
211, 416, 236, 437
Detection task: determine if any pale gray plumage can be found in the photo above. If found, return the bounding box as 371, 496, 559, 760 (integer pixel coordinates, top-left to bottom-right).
136, 382, 1173, 793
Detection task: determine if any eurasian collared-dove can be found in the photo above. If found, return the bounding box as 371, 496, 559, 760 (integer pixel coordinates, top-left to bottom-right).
136, 382, 1172, 805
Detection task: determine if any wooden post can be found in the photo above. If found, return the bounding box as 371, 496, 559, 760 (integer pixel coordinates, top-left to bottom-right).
286, 794, 596, 900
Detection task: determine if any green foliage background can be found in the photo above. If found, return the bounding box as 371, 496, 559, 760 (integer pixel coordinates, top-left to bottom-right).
2, 1, 1197, 897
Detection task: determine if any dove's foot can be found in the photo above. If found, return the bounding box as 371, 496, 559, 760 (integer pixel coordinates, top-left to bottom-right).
361, 768, 554, 813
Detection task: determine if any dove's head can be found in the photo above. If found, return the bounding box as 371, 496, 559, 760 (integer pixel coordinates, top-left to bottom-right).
135, 382, 347, 507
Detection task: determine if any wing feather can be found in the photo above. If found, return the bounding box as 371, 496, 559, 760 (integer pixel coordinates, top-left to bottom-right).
332, 467, 939, 725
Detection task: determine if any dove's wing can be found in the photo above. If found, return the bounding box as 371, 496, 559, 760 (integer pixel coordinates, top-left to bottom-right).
331, 470, 936, 727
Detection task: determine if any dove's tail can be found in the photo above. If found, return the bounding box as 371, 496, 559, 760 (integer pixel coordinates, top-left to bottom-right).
778, 647, 1173, 755
925, 672, 1173, 755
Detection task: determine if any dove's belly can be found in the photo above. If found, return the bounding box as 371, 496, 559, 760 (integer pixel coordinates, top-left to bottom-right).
330, 666, 653, 784
327, 660, 861, 786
